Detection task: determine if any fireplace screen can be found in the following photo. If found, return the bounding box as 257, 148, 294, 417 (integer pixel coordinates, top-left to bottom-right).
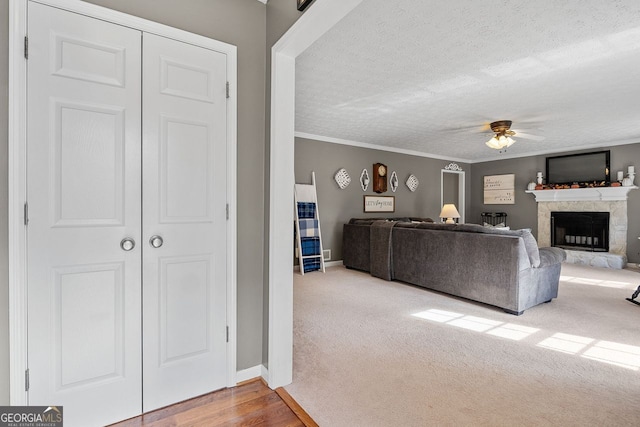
551, 212, 609, 252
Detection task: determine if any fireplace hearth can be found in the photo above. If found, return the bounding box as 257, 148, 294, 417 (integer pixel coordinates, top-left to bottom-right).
551, 211, 609, 252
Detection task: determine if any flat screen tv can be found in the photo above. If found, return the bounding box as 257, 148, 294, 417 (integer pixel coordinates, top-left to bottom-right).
545, 151, 610, 185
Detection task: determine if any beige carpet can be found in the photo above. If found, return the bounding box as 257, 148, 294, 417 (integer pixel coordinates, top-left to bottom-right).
285, 263, 640, 426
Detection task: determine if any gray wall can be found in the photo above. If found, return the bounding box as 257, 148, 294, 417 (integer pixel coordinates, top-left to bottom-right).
84, 0, 268, 373
0, 0, 267, 402
470, 144, 640, 263
295, 137, 471, 261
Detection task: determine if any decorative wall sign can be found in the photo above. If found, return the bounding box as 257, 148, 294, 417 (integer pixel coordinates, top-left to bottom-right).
484, 174, 515, 204
334, 168, 351, 189
360, 168, 370, 191
406, 174, 419, 192
364, 195, 395, 213
297, 0, 315, 11
389, 171, 399, 192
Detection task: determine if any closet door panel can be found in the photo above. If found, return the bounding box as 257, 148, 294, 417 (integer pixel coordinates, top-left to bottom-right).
142, 33, 228, 412
26, 3, 142, 426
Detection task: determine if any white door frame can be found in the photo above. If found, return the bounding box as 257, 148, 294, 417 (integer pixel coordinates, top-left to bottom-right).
8, 0, 238, 404
267, 0, 362, 388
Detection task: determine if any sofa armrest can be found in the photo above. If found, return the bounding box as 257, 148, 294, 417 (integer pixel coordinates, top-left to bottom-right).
538, 247, 566, 267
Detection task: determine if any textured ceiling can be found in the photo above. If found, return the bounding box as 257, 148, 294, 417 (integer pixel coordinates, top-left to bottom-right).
295, 0, 640, 162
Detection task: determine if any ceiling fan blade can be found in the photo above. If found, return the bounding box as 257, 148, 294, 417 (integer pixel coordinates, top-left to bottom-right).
441, 121, 492, 133
479, 122, 492, 132
514, 131, 545, 141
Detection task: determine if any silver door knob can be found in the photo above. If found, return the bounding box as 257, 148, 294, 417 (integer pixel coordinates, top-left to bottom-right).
149, 235, 163, 248
120, 237, 135, 251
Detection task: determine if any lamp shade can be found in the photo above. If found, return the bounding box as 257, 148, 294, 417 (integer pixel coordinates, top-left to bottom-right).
486, 135, 516, 150
439, 204, 460, 224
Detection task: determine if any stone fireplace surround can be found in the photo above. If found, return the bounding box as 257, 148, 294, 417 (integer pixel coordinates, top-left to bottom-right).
526, 186, 637, 269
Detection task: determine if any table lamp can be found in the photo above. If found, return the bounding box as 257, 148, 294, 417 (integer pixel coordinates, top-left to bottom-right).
440, 204, 460, 224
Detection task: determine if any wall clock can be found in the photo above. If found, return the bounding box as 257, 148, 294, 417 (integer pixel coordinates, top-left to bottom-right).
373, 163, 388, 193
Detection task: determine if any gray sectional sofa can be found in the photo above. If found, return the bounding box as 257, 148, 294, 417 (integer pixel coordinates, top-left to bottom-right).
343, 218, 566, 315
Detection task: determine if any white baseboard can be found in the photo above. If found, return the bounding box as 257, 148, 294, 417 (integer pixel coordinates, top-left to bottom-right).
261, 364, 270, 384
325, 260, 343, 267
293, 260, 343, 271
236, 365, 262, 383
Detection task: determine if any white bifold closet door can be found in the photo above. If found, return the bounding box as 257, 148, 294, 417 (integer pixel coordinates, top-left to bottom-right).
141, 32, 228, 412
26, 2, 228, 426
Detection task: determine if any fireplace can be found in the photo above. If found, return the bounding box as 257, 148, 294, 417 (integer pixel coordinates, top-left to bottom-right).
551, 211, 609, 252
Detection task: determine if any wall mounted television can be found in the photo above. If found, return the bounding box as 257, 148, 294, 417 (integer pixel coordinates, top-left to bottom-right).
545, 151, 610, 185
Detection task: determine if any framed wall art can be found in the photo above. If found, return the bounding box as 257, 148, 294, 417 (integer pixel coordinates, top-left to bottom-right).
483, 174, 515, 204
363, 195, 395, 213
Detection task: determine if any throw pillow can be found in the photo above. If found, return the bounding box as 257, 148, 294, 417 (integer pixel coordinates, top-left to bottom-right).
518, 229, 541, 267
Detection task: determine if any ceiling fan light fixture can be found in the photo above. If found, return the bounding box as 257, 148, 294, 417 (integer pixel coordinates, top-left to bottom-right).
485, 120, 517, 151
485, 134, 515, 150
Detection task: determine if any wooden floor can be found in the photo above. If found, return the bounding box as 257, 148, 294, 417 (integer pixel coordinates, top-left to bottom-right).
109, 379, 317, 427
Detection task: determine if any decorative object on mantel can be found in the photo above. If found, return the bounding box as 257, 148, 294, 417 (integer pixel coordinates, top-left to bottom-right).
389, 171, 399, 192
406, 174, 419, 192
538, 181, 612, 190
617, 171, 624, 182
334, 168, 351, 189
444, 162, 463, 171
625, 165, 635, 186
360, 168, 370, 192
536, 172, 543, 185
527, 181, 536, 191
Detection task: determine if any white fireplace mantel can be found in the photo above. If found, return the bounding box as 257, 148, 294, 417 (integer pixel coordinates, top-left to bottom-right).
525, 186, 638, 202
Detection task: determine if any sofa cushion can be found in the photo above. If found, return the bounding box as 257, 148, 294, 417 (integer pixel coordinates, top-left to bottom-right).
448, 224, 541, 267
516, 229, 541, 267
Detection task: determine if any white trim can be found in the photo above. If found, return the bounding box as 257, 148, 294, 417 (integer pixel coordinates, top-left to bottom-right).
295, 132, 470, 163
296, 132, 640, 165
440, 169, 466, 224
9, 0, 238, 403
235, 365, 263, 384
8, 0, 28, 406
256, 0, 268, 4
526, 186, 638, 202
324, 260, 343, 268
225, 35, 239, 389
261, 364, 270, 385
268, 0, 363, 390
463, 138, 640, 163
31, 0, 233, 50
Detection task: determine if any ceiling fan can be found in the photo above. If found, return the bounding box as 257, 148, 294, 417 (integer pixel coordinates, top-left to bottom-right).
485, 120, 544, 151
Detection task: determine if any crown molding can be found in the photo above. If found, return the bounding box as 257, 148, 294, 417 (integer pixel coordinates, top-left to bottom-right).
294, 132, 471, 164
